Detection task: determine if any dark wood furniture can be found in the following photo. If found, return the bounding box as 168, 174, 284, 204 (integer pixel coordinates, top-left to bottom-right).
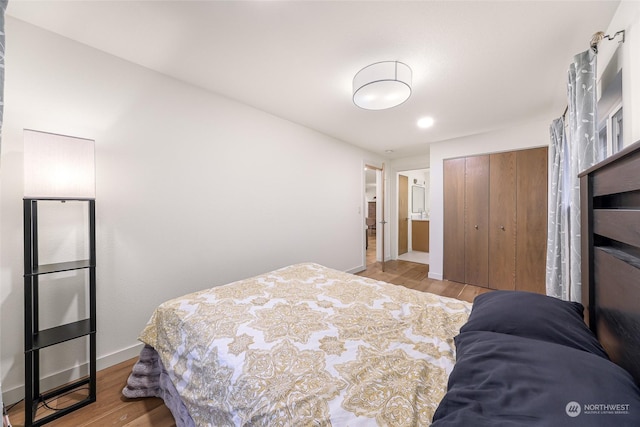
443, 147, 548, 293
580, 139, 640, 386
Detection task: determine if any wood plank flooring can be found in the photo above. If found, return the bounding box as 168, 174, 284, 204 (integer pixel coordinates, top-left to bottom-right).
7, 256, 489, 427
359, 259, 490, 303
6, 358, 172, 427
363, 234, 490, 303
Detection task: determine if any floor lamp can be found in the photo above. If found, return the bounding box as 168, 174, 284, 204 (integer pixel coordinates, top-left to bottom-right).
23, 129, 96, 426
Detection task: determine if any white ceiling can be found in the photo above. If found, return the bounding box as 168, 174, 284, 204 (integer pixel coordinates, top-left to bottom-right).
7, 0, 620, 159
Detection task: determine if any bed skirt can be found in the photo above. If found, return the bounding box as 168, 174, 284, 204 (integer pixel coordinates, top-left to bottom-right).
122, 344, 195, 427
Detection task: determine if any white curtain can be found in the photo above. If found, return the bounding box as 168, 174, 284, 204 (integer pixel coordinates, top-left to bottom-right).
546, 48, 604, 302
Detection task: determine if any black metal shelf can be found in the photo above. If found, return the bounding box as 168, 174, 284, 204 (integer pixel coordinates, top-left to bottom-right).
26, 260, 93, 276
29, 377, 95, 427
28, 319, 95, 351
23, 198, 97, 426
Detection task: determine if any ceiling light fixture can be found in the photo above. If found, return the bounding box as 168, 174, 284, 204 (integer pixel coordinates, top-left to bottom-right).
353, 61, 412, 110
417, 117, 435, 128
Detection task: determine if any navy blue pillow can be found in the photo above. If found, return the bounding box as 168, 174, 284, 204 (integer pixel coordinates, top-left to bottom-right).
460, 290, 608, 358
433, 331, 640, 426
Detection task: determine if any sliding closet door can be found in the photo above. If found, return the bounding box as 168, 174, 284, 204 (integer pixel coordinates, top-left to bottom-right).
516, 147, 548, 293
489, 152, 517, 290
443, 158, 465, 283
443, 148, 548, 292
464, 155, 489, 287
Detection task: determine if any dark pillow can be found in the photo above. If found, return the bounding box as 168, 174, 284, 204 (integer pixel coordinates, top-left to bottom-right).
460, 290, 608, 358
433, 331, 640, 426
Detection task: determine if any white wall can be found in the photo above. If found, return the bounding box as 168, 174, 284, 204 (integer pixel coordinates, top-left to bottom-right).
428, 121, 550, 280
0, 18, 382, 402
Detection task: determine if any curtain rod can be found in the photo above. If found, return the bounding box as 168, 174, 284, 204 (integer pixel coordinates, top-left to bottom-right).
559, 30, 626, 119
590, 30, 625, 54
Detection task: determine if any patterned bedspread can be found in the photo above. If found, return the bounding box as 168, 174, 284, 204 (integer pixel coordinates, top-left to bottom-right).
137, 263, 471, 426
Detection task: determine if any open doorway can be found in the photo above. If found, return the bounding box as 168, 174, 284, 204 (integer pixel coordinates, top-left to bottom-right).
397, 169, 429, 265
364, 165, 383, 268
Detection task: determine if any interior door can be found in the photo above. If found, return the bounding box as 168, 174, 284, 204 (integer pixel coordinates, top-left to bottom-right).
516, 147, 548, 293
398, 174, 409, 255
489, 152, 517, 290
464, 155, 489, 287
443, 158, 466, 283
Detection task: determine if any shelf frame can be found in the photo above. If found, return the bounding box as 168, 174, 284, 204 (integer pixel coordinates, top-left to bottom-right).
23, 198, 97, 426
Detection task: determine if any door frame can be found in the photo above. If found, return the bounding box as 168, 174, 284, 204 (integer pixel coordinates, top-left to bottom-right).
363, 162, 385, 271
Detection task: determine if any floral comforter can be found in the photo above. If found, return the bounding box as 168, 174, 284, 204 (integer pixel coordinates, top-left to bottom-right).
136, 263, 471, 426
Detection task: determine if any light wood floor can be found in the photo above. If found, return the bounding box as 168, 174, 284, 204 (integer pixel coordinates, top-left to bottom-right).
363, 234, 490, 303
7, 251, 490, 426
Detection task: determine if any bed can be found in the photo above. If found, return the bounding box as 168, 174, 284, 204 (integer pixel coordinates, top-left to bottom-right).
124, 141, 640, 426
123, 262, 472, 426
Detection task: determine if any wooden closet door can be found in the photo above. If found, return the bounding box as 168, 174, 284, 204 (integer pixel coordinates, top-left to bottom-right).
516, 147, 548, 293
489, 152, 517, 290
443, 158, 465, 283
465, 155, 489, 287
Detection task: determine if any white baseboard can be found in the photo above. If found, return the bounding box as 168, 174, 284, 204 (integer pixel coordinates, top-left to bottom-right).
97, 342, 145, 371
2, 342, 144, 406
428, 272, 443, 280
346, 265, 365, 274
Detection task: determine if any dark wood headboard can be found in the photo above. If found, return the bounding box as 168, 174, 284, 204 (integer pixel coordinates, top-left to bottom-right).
580, 139, 640, 386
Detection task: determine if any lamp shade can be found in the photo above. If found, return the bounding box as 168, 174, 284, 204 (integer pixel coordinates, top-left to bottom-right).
24, 130, 96, 199
353, 61, 412, 110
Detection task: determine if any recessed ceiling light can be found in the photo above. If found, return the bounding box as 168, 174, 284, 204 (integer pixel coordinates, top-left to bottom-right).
417, 117, 435, 129
385, 149, 394, 153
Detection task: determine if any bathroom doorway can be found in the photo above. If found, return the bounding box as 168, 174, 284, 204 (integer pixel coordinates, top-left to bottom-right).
397, 169, 430, 265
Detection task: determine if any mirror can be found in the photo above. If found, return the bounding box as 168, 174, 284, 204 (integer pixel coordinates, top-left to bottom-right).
412, 186, 425, 213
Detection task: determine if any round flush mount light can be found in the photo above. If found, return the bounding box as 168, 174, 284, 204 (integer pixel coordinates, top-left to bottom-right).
353, 61, 412, 110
